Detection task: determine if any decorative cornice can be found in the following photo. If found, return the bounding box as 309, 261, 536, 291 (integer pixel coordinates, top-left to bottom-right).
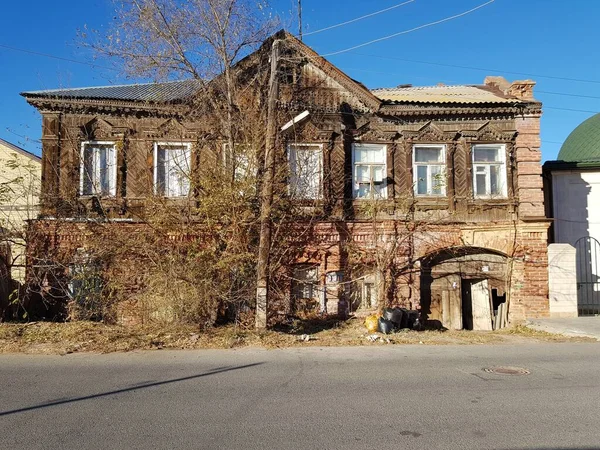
80, 117, 128, 140
380, 103, 542, 118
25, 97, 185, 118
460, 121, 517, 141
403, 121, 458, 141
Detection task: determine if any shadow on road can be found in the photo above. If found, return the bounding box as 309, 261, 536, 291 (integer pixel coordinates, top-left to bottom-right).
0, 362, 263, 417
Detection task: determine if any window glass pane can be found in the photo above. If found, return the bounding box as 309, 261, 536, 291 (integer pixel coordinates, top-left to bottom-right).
490, 164, 501, 195
292, 266, 318, 299
82, 144, 114, 196
356, 166, 370, 182
415, 147, 443, 163
416, 165, 428, 195
82, 146, 94, 195
431, 165, 444, 195
357, 183, 370, 198
355, 146, 384, 163
474, 146, 501, 162
290, 145, 321, 199
157, 145, 190, 197
372, 165, 384, 182
476, 173, 487, 196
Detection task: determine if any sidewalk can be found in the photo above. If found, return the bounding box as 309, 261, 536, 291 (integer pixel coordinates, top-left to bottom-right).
527, 317, 600, 340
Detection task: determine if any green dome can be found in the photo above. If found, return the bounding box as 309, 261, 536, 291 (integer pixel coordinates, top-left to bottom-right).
558, 113, 600, 162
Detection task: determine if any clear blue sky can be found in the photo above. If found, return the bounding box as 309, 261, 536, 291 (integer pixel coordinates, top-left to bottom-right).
1, 0, 598, 160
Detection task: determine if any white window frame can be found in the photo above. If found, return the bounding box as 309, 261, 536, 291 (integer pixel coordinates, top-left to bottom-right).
153, 142, 192, 198
471, 144, 507, 199
287, 143, 323, 200
412, 144, 447, 197
79, 141, 117, 197
352, 143, 388, 199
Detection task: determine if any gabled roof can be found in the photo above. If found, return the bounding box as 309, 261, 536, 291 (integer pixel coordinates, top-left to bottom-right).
0, 138, 41, 162
372, 85, 525, 104
21, 79, 203, 103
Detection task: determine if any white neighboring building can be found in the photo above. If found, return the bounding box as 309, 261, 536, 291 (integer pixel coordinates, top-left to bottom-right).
544, 113, 600, 316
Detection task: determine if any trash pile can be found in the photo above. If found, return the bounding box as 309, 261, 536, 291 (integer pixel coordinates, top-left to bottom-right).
365, 308, 422, 334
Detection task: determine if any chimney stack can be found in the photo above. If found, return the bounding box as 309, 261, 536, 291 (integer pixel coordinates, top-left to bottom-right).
484, 76, 536, 100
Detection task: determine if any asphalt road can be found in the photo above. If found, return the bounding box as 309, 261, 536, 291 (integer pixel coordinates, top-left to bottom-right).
1, 343, 600, 450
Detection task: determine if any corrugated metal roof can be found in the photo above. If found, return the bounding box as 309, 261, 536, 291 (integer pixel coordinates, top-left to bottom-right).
371, 85, 521, 104
21, 79, 203, 103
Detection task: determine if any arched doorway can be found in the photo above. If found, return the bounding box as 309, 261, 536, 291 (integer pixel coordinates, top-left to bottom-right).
420, 247, 508, 330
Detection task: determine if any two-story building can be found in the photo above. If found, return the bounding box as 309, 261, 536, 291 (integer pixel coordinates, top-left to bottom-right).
21, 31, 549, 328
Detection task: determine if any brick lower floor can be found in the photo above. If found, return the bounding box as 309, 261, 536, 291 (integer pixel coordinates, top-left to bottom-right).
25, 219, 550, 327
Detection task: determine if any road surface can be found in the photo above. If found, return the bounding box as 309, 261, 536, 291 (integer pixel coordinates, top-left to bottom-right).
1, 343, 599, 449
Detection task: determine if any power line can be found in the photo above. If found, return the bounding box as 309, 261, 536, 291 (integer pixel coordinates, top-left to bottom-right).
303, 0, 415, 37
322, 0, 495, 56
545, 106, 599, 114
343, 52, 600, 85
537, 90, 600, 100
338, 66, 600, 101
0, 43, 118, 71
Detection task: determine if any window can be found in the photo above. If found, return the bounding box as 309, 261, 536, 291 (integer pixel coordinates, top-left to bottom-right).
288, 143, 322, 199
223, 143, 257, 182
350, 269, 379, 311
154, 142, 191, 197
291, 265, 319, 300
413, 145, 446, 196
472, 144, 507, 198
80, 141, 117, 196
352, 143, 387, 199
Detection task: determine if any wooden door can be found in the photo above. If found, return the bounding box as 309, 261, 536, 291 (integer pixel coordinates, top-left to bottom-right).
471, 279, 492, 331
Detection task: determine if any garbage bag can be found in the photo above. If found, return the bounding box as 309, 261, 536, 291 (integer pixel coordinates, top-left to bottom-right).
406, 310, 420, 330
383, 307, 403, 327
398, 308, 409, 329
365, 314, 379, 333
378, 317, 394, 334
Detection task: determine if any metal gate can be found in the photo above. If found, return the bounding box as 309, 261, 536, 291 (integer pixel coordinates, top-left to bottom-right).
575, 236, 600, 316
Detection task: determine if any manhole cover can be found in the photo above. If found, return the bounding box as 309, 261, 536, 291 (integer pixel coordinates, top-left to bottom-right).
483, 366, 530, 375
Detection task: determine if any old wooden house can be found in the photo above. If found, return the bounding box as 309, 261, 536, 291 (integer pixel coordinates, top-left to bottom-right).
21, 31, 549, 328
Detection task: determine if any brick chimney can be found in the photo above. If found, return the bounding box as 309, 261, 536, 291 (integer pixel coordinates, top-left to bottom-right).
507, 80, 536, 100
484, 76, 536, 100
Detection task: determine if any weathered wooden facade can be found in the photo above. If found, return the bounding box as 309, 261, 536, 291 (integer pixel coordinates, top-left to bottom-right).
22, 31, 549, 327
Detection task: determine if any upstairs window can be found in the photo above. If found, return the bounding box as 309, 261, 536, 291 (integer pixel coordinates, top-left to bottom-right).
154, 142, 191, 197
353, 143, 387, 199
80, 141, 117, 196
288, 143, 322, 199
413, 145, 446, 196
223, 143, 257, 182
472, 144, 507, 198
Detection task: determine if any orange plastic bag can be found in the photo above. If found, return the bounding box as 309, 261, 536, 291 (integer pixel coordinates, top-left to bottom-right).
365, 315, 379, 333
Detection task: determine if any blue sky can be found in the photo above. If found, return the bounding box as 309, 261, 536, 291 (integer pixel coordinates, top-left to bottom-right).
1, 0, 598, 160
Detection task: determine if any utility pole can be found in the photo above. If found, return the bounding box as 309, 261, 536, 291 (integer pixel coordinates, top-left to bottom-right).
298, 0, 302, 40
255, 39, 280, 329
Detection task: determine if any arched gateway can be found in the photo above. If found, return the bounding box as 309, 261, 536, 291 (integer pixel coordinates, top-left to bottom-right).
420, 247, 509, 330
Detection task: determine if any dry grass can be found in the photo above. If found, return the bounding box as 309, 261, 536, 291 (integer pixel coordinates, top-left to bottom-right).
0, 319, 594, 355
